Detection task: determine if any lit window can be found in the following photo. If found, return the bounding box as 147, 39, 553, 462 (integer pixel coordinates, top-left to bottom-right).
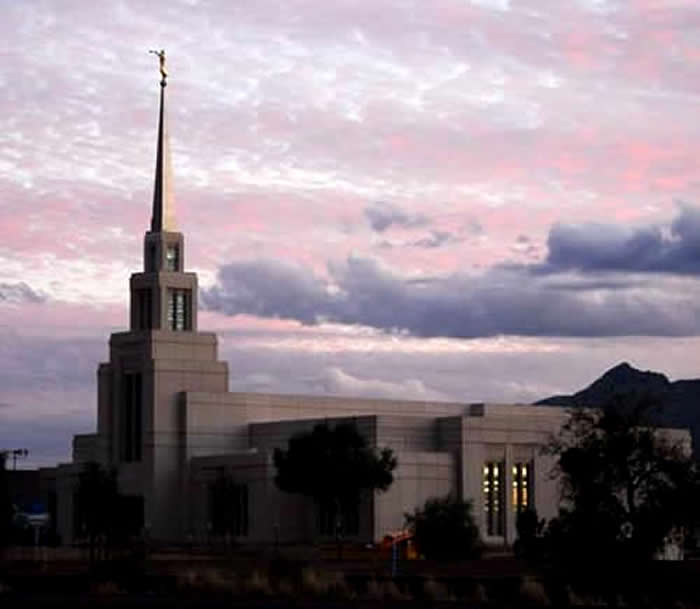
483, 461, 505, 536
165, 245, 179, 271
512, 462, 533, 512
167, 289, 190, 331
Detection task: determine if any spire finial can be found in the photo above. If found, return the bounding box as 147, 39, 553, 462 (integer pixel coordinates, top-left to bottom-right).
149, 49, 168, 86
149, 49, 175, 232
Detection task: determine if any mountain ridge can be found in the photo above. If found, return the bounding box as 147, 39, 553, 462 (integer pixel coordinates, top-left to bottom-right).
536, 361, 700, 454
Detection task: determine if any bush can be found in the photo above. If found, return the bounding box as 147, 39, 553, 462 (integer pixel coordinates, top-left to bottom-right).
243, 570, 272, 597
300, 568, 353, 600
422, 578, 451, 601
405, 494, 482, 561
364, 579, 409, 601
514, 508, 545, 559
519, 576, 550, 606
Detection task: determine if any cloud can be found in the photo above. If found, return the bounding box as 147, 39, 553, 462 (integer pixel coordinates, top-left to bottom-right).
364, 201, 429, 233
220, 340, 568, 404
202, 253, 700, 338
540, 204, 700, 275
0, 282, 47, 304
202, 259, 333, 324
412, 230, 457, 249
313, 366, 450, 401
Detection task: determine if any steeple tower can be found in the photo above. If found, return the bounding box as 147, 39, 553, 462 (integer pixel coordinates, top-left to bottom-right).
85, 51, 227, 543
129, 51, 198, 332
150, 49, 176, 233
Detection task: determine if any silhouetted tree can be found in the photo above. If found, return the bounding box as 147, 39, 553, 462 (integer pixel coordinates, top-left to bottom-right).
274, 422, 396, 557
544, 396, 700, 566
75, 461, 120, 563
0, 453, 12, 548
405, 494, 481, 561
513, 507, 545, 559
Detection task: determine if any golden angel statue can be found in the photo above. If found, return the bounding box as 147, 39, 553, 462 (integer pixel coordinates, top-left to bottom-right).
149, 49, 168, 83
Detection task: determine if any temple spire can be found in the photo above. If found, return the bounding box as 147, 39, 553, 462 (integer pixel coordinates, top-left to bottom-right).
149, 49, 176, 233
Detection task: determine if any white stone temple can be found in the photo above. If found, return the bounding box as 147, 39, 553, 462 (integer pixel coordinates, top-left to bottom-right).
43, 56, 583, 548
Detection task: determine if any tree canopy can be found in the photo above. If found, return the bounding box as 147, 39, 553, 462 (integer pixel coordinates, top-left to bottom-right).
0, 453, 12, 548
273, 422, 396, 534
545, 397, 700, 563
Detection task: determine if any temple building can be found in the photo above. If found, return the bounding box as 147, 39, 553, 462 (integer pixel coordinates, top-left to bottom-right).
44, 56, 583, 548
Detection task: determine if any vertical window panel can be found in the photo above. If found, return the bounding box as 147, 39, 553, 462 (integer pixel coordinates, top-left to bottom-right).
122, 373, 142, 463
512, 461, 534, 512
136, 289, 152, 330
167, 289, 191, 331
483, 461, 505, 536
165, 245, 179, 271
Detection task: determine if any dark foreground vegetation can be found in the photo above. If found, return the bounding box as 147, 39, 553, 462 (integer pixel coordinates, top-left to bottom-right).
2, 545, 700, 608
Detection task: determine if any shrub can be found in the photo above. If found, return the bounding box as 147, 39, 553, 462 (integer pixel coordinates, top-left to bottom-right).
300, 568, 353, 600
514, 508, 545, 559
244, 570, 272, 597
405, 494, 482, 561
519, 576, 550, 606
365, 579, 409, 601
176, 568, 238, 594
422, 577, 451, 601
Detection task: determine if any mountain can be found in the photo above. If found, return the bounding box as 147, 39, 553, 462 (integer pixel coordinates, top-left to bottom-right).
536, 362, 700, 454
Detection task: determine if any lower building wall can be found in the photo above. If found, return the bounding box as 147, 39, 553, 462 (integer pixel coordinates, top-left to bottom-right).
190, 450, 378, 544
374, 451, 455, 539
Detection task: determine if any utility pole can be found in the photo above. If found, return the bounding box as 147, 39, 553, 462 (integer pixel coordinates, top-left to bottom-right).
0, 448, 29, 470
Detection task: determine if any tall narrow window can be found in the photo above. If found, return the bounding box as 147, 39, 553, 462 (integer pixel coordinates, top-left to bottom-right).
208, 474, 249, 537
122, 373, 142, 462
483, 461, 505, 536
136, 288, 152, 330
167, 289, 191, 331
165, 245, 179, 271
148, 244, 157, 272
512, 462, 534, 513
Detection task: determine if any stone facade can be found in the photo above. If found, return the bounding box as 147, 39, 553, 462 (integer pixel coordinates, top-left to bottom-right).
43, 68, 666, 549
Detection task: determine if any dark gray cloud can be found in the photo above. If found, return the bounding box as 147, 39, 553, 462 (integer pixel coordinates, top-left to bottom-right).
412, 230, 457, 249
203, 205, 700, 338
202, 260, 332, 324
0, 282, 47, 304
202, 254, 700, 338
364, 201, 429, 232
373, 231, 459, 250
540, 204, 700, 275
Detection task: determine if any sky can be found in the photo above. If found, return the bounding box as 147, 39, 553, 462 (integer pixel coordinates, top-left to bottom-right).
2, 0, 700, 467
